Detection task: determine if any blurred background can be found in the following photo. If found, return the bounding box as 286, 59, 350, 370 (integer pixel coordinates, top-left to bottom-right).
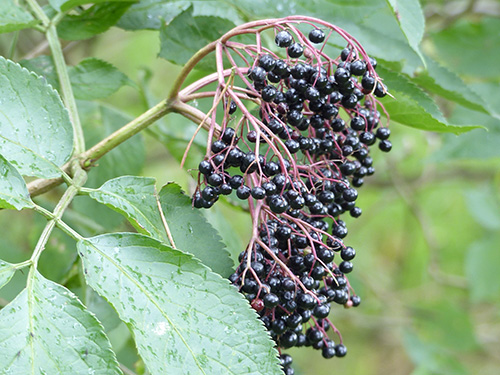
1, 0, 499, 374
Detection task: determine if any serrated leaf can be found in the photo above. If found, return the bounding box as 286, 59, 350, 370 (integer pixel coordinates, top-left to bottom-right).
386, 0, 425, 66
57, 2, 133, 40
0, 154, 33, 210
0, 259, 16, 290
77, 233, 281, 375
413, 57, 491, 115
118, 0, 243, 30
159, 6, 236, 71
88, 177, 233, 276
89, 176, 165, 239
0, 0, 39, 33
20, 56, 130, 101
68, 58, 131, 100
49, 0, 136, 12
377, 66, 480, 134
159, 183, 234, 276
0, 57, 73, 178
0, 270, 121, 374
466, 233, 500, 302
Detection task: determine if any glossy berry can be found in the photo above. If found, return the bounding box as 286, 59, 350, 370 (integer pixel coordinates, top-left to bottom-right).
309, 28, 325, 43
275, 30, 293, 47
288, 43, 304, 58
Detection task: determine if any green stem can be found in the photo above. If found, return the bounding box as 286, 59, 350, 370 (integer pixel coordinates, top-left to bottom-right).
8, 31, 19, 59
26, 0, 85, 157
168, 41, 218, 100
81, 99, 172, 166
46, 24, 85, 155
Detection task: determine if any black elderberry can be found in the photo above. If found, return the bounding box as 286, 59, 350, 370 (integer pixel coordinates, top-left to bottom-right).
275, 30, 293, 48
309, 28, 325, 43
272, 318, 287, 334
361, 73, 376, 91
335, 344, 347, 357
359, 131, 376, 145
211, 140, 226, 153
374, 82, 387, 97
342, 188, 358, 202
341, 94, 358, 109
379, 139, 392, 152
222, 128, 238, 144
258, 54, 277, 72
198, 160, 213, 175
261, 85, 277, 102
306, 327, 324, 343
376, 127, 391, 140
331, 118, 346, 132
251, 186, 266, 200
236, 185, 251, 199
268, 195, 289, 214
249, 66, 267, 82
339, 261, 353, 274
228, 100, 237, 114
350, 206, 362, 218
263, 293, 280, 308
288, 42, 304, 58
280, 330, 298, 348
334, 67, 350, 85
290, 64, 307, 79
322, 343, 336, 359
207, 173, 223, 187
341, 246, 356, 261
285, 139, 300, 153
351, 295, 361, 307
350, 60, 367, 76
340, 47, 352, 61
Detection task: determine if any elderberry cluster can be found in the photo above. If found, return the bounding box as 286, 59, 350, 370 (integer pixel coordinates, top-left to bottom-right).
191, 25, 391, 373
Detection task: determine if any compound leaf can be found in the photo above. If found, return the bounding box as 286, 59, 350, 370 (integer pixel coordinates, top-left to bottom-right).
57, 2, 133, 40
0, 57, 73, 178
0, 271, 121, 374
88, 178, 233, 276
0, 0, 39, 33
0, 155, 33, 210
77, 233, 281, 375
0, 259, 16, 290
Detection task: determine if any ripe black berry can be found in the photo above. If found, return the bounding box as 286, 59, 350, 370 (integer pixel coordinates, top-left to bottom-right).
309, 28, 325, 43
275, 30, 293, 47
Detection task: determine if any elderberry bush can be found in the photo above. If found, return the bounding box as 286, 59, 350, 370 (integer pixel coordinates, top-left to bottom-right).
189, 22, 391, 373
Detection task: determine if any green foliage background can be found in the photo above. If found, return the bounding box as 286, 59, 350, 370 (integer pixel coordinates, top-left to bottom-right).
1, 0, 499, 374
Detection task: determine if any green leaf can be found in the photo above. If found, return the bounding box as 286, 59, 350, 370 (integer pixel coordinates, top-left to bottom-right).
0, 155, 33, 210
77, 233, 281, 375
0, 0, 39, 33
412, 57, 491, 114
20, 56, 130, 101
430, 17, 500, 79
89, 176, 166, 239
159, 183, 234, 276
466, 233, 500, 302
377, 66, 480, 134
68, 58, 131, 100
49, 0, 136, 12
0, 271, 121, 374
159, 6, 236, 70
0, 57, 73, 178
465, 185, 500, 230
118, 0, 243, 30
88, 177, 233, 276
0, 260, 16, 290
57, 2, 133, 40
385, 0, 425, 65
